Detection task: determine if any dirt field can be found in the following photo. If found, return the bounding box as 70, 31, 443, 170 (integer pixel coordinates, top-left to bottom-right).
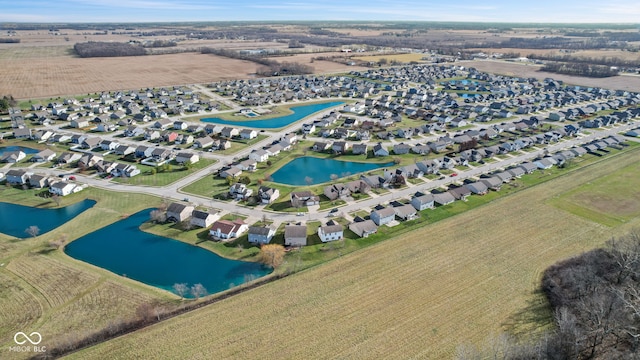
0, 52, 260, 99
267, 52, 368, 73
71, 149, 640, 360
464, 60, 640, 92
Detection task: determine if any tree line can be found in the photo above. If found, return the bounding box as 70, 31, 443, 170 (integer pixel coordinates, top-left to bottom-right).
541, 62, 619, 78
201, 47, 313, 76
73, 41, 147, 58
0, 38, 20, 43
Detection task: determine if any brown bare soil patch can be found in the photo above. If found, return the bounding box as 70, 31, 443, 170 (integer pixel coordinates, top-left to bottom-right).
0, 52, 260, 99
464, 60, 640, 92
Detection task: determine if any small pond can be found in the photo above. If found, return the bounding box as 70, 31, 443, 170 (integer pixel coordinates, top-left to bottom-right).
270, 156, 394, 186
64, 209, 272, 297
0, 199, 96, 238
201, 101, 344, 129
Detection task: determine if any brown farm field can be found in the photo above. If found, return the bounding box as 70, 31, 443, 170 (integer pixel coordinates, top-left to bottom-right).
70, 147, 640, 359
464, 60, 640, 92
0, 52, 259, 100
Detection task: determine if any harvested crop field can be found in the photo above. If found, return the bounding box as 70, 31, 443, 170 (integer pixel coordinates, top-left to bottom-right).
0, 51, 260, 99
71, 148, 640, 359
267, 52, 368, 73
464, 60, 640, 92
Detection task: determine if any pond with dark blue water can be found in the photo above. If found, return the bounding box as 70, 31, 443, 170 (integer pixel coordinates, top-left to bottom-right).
0, 199, 96, 238
201, 101, 343, 129
64, 209, 271, 297
270, 156, 394, 186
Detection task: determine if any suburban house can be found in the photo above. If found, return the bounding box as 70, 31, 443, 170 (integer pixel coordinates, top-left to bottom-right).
111, 163, 140, 178
465, 181, 489, 195
290, 191, 320, 207
449, 186, 472, 200
258, 186, 280, 204
190, 209, 220, 229
56, 152, 82, 164
480, 176, 503, 191
29, 174, 53, 188
348, 219, 378, 238
284, 224, 307, 247
249, 149, 269, 162
240, 129, 257, 140
1, 150, 26, 163
49, 181, 79, 197
433, 192, 456, 206
209, 219, 248, 240
317, 221, 344, 242
175, 152, 200, 164
5, 169, 31, 185
247, 225, 277, 244
195, 136, 215, 149
370, 207, 396, 226
393, 204, 417, 221
235, 159, 257, 172
166, 202, 195, 223
411, 193, 435, 211
220, 166, 242, 179
324, 183, 351, 201
373, 143, 389, 157
229, 183, 253, 200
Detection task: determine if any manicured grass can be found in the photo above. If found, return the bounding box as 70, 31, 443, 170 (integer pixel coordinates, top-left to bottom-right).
112, 158, 216, 186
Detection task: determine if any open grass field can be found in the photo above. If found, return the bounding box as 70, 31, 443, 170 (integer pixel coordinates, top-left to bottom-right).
0, 187, 172, 358
549, 161, 640, 227
69, 144, 640, 359
464, 60, 640, 92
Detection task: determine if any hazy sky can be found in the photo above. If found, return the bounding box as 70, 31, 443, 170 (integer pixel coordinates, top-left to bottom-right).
1, 0, 639, 23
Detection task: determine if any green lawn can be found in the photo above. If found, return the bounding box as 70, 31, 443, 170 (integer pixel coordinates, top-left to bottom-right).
113, 158, 216, 186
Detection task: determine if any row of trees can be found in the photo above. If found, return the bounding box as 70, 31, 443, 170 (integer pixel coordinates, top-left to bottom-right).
541, 62, 619, 78
73, 41, 147, 58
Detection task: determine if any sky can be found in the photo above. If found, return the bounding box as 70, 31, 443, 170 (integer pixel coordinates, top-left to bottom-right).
1, 0, 639, 23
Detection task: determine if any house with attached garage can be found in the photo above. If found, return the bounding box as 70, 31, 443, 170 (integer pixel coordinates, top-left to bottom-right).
166, 202, 195, 223
348, 219, 378, 238
290, 191, 320, 207
229, 182, 253, 200
433, 192, 456, 206
393, 204, 417, 221
49, 181, 80, 197
240, 129, 257, 140
370, 207, 396, 226
249, 149, 269, 163
209, 219, 248, 240
373, 143, 389, 157
248, 225, 277, 244
411, 193, 435, 211
29, 174, 54, 188
175, 152, 200, 165
190, 209, 220, 229
480, 176, 503, 191
1, 150, 26, 163
258, 186, 280, 204
5, 169, 31, 185
31, 149, 56, 163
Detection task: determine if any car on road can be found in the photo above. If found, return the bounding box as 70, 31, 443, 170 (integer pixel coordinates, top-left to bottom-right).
297, 212, 304, 216
68, 176, 76, 180
450, 173, 458, 177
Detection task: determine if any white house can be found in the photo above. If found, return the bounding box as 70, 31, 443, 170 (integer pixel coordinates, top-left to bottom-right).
209, 219, 248, 240
249, 149, 269, 163
190, 209, 220, 228
317, 222, 343, 242
247, 225, 277, 244
49, 181, 79, 196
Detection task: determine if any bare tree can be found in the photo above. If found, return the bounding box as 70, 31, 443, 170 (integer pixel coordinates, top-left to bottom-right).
172, 283, 188, 299
150, 209, 167, 223
190, 283, 207, 299
304, 176, 313, 185
259, 244, 285, 268
330, 174, 338, 181
51, 194, 61, 206
25, 225, 40, 238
